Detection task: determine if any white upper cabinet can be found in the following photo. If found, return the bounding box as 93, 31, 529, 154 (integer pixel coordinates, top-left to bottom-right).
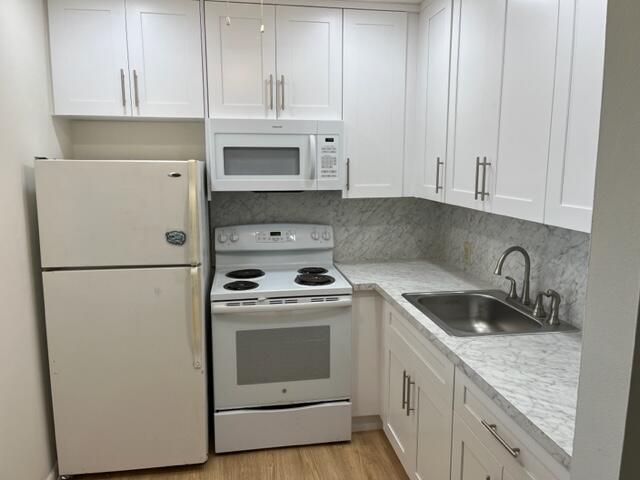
126, 0, 204, 118
413, 0, 452, 202
545, 0, 607, 233
275, 6, 342, 120
343, 10, 407, 198
440, 0, 603, 230
205, 2, 276, 118
48, 0, 204, 118
48, 0, 130, 116
206, 4, 341, 120
486, 0, 560, 223
445, 0, 505, 210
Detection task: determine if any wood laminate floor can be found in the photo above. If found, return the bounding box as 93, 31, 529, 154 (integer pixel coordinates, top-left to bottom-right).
79, 430, 408, 480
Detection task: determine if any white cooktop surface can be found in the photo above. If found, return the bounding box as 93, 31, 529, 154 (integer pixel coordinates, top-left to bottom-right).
210, 263, 353, 301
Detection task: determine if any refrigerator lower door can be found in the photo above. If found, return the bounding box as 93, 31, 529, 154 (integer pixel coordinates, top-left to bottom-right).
43, 266, 207, 476
35, 159, 207, 268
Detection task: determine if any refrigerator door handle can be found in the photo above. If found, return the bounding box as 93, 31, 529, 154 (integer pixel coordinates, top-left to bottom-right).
187, 160, 200, 266
191, 266, 203, 370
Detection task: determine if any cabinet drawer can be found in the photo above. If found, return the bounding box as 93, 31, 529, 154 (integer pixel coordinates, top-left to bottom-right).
386, 303, 454, 405
454, 368, 569, 480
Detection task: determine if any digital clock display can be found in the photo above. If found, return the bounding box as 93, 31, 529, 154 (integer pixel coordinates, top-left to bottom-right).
270, 231, 281, 236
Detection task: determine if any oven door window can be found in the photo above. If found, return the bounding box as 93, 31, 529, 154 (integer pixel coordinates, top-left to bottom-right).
223, 147, 300, 176
236, 326, 330, 385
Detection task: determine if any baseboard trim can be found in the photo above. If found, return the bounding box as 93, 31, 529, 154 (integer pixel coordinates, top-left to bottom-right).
352, 415, 382, 432
45, 463, 58, 480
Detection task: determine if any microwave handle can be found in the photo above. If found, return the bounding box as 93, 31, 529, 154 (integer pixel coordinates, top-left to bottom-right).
309, 135, 317, 180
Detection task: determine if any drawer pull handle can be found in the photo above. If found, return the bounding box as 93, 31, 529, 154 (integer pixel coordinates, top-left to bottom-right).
481, 420, 521, 458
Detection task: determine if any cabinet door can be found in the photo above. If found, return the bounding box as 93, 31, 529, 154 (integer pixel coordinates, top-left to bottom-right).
545, 0, 607, 232
414, 382, 452, 480
206, 2, 276, 118
275, 6, 342, 120
384, 333, 417, 475
126, 0, 204, 118
343, 10, 407, 198
451, 415, 502, 480
48, 0, 130, 116
487, 0, 560, 223
445, 0, 505, 210
414, 0, 452, 202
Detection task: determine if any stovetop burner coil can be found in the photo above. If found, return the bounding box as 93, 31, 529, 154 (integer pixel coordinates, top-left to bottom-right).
223, 280, 259, 291
294, 274, 336, 286
226, 269, 265, 279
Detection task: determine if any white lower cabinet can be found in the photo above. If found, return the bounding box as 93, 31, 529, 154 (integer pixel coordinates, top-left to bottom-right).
384, 333, 418, 472
451, 414, 502, 480
453, 368, 569, 480
382, 302, 454, 479
379, 300, 569, 480
414, 373, 453, 480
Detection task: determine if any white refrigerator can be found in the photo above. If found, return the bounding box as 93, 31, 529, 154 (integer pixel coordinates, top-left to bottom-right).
35, 159, 210, 476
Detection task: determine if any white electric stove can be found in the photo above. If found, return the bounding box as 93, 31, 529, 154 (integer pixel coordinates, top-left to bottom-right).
210, 224, 353, 453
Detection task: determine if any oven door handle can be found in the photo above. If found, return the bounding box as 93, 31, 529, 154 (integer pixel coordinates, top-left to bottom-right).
212, 297, 352, 314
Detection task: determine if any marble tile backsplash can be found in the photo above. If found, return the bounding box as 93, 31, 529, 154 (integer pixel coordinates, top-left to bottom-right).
210, 191, 439, 263
210, 192, 590, 328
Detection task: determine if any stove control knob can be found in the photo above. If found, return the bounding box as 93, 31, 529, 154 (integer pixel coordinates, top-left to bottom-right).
322, 230, 331, 241
311, 231, 320, 241
230, 232, 239, 243
217, 232, 228, 243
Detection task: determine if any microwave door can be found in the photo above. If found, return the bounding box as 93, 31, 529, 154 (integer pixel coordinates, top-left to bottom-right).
213, 134, 317, 191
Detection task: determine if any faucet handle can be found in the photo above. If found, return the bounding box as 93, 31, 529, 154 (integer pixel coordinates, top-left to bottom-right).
546, 289, 562, 326
504, 276, 518, 300
532, 292, 547, 318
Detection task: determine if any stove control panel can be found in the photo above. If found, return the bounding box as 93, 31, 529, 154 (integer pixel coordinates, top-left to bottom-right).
256, 230, 296, 243
215, 224, 334, 251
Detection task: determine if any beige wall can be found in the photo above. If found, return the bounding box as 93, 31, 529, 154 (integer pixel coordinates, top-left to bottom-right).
70, 120, 205, 160
0, 1, 71, 479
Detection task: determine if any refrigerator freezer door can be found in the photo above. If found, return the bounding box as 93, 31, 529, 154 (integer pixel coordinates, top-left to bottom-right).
43, 266, 208, 475
35, 159, 206, 268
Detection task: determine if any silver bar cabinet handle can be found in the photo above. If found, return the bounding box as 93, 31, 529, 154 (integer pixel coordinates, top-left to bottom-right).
481, 420, 521, 458
401, 370, 408, 409
406, 375, 415, 416
474, 156, 481, 200
435, 157, 444, 193
346, 157, 350, 191
280, 74, 285, 110
269, 74, 274, 110
133, 69, 140, 109
481, 156, 491, 200
120, 68, 126, 108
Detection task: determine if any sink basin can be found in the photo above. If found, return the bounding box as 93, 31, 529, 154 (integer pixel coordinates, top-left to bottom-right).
402, 290, 577, 337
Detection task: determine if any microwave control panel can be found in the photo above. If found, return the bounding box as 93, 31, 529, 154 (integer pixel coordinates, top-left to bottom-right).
318, 135, 339, 179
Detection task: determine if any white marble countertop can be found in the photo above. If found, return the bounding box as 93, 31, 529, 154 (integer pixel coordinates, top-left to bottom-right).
337, 259, 581, 468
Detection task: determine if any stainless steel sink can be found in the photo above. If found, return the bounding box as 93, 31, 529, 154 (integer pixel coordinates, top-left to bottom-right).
402, 290, 577, 337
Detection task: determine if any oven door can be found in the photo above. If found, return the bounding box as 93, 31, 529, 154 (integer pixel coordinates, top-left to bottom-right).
212, 299, 351, 410
212, 133, 317, 191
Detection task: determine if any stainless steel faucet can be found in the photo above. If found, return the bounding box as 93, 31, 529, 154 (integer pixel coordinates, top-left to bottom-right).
494, 246, 531, 306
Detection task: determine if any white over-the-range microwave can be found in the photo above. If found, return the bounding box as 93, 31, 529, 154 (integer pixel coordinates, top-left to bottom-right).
206, 119, 344, 192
